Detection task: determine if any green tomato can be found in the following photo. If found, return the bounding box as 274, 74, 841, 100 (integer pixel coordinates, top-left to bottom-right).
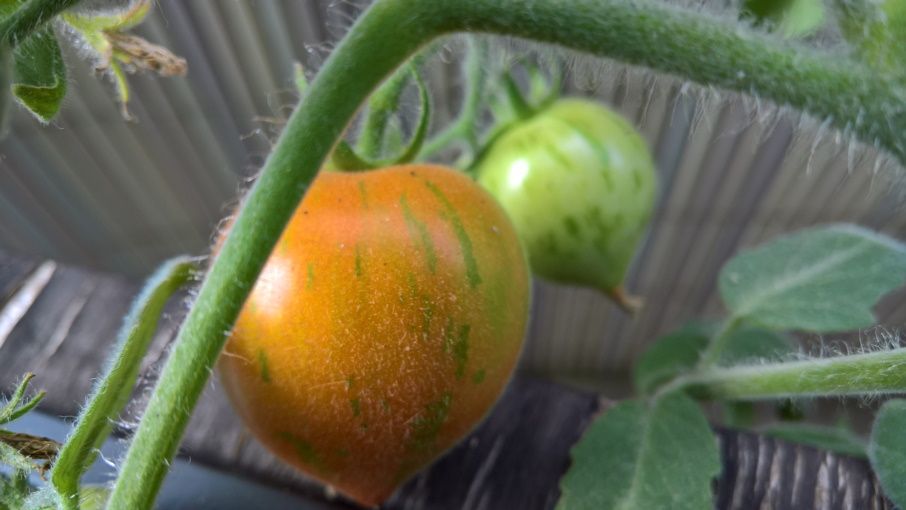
475, 98, 656, 309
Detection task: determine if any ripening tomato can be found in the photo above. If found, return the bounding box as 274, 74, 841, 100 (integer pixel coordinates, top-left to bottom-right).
217, 165, 530, 506
475, 98, 656, 309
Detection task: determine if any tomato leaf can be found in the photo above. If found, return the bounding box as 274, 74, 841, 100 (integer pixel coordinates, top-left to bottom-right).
764, 422, 866, 458
557, 393, 719, 510
635, 322, 794, 395
836, 0, 906, 82
10, 26, 66, 122
719, 224, 906, 333
717, 326, 795, 366
870, 399, 906, 508
742, 0, 824, 38
0, 373, 44, 426
389, 67, 430, 164
723, 402, 756, 428
634, 322, 714, 395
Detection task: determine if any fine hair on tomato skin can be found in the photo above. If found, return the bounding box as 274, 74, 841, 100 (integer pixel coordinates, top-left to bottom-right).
216, 164, 530, 506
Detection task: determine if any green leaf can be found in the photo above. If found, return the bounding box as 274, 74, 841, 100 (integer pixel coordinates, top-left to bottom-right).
634, 322, 715, 395
719, 224, 906, 333
389, 67, 430, 164
870, 399, 906, 508
718, 326, 795, 365
0, 373, 43, 426
836, 0, 906, 81
742, 0, 825, 38
723, 402, 756, 428
10, 27, 66, 122
331, 66, 430, 171
558, 393, 719, 510
765, 422, 866, 458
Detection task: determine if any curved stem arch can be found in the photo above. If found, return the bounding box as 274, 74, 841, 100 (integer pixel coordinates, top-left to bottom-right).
109, 0, 906, 508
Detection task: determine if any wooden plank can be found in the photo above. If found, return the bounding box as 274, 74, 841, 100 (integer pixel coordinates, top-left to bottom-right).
0, 252, 895, 509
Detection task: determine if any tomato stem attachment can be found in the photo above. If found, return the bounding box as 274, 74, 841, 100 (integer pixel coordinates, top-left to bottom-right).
331, 64, 432, 171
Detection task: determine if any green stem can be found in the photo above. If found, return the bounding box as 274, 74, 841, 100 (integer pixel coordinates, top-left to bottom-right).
110, 0, 906, 508
356, 48, 437, 160
356, 62, 414, 159
0, 0, 81, 48
51, 257, 195, 510
682, 348, 906, 400
418, 37, 488, 162
502, 72, 534, 120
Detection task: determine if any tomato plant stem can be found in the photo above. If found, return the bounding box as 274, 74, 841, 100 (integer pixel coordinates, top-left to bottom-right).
682, 348, 906, 400
111, 0, 906, 507
418, 37, 489, 163
356, 46, 435, 160
0, 0, 81, 48
50, 257, 196, 510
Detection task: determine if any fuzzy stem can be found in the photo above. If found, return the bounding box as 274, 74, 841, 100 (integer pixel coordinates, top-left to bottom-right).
51, 257, 195, 509
356, 61, 414, 159
682, 348, 906, 400
418, 37, 488, 162
110, 0, 906, 508
0, 0, 81, 48
356, 48, 434, 160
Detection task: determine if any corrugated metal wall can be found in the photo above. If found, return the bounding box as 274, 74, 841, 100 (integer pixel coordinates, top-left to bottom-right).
1, 0, 903, 384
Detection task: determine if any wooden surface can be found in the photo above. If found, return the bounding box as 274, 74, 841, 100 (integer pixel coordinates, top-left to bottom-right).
0, 250, 894, 509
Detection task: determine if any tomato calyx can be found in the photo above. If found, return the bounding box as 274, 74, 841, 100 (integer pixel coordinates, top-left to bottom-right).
330, 65, 431, 172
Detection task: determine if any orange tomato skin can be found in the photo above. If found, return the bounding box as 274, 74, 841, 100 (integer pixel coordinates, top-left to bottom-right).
218, 165, 530, 506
